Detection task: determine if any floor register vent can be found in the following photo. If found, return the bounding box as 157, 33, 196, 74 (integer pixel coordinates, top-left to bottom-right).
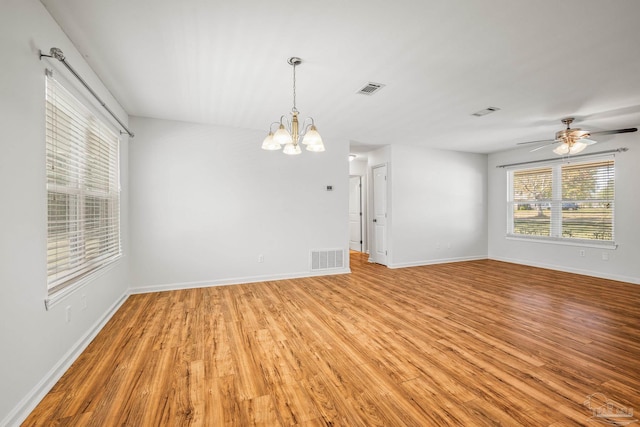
311, 249, 344, 271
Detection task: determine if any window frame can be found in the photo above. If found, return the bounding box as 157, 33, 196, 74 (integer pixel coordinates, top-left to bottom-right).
45, 72, 122, 302
506, 156, 616, 249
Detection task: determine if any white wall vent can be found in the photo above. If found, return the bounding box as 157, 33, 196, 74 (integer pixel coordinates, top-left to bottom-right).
356, 82, 385, 96
311, 249, 345, 271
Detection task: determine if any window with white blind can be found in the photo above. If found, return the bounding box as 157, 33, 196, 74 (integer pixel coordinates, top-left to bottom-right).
507, 158, 615, 245
46, 74, 121, 295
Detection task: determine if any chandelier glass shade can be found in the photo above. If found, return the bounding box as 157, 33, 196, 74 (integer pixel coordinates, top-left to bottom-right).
261, 57, 325, 155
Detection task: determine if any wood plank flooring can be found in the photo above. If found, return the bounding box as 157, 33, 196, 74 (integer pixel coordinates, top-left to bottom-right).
24, 253, 640, 426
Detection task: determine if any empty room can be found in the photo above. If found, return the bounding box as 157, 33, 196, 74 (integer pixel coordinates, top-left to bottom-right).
1, 0, 639, 425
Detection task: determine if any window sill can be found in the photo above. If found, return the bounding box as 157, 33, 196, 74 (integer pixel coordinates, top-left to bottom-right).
505, 235, 617, 250
44, 256, 122, 311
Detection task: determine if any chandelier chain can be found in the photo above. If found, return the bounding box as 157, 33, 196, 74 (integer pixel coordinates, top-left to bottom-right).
292, 61, 298, 113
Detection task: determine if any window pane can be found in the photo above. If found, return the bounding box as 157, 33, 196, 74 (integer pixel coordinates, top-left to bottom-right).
46, 75, 121, 293
513, 167, 552, 202
512, 167, 552, 237
562, 161, 614, 201
513, 204, 551, 236
561, 202, 613, 240
561, 160, 614, 241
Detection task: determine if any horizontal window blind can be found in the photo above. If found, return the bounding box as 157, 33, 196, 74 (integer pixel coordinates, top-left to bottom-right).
46, 74, 121, 294
511, 167, 552, 237
558, 160, 614, 240
508, 158, 615, 244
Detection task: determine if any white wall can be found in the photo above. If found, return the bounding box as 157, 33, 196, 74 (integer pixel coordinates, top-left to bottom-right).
128, 117, 350, 291
349, 158, 368, 176
488, 134, 640, 284
387, 145, 488, 267
0, 1, 130, 425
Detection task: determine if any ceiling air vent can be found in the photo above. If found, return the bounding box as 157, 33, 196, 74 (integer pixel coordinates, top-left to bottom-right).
357, 82, 385, 96
471, 107, 500, 117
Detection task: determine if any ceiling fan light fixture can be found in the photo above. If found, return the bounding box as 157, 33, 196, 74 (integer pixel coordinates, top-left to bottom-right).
519, 117, 638, 155
552, 118, 591, 155
553, 143, 570, 155
569, 140, 587, 154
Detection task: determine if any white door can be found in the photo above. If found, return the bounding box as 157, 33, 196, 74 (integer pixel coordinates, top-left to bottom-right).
349, 176, 362, 251
372, 164, 387, 265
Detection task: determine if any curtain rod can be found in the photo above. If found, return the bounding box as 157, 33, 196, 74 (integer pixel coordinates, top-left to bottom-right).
496, 148, 628, 168
39, 47, 135, 138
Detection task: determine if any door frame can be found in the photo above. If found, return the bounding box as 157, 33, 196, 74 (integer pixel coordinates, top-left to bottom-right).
370, 163, 388, 265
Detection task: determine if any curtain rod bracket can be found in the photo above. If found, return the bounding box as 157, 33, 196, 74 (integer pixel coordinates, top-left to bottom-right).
39, 47, 135, 138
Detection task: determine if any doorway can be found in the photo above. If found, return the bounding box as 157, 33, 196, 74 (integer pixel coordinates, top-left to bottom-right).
371, 164, 388, 265
349, 176, 363, 252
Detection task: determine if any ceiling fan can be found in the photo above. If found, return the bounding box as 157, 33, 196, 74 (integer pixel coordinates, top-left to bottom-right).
517, 118, 637, 155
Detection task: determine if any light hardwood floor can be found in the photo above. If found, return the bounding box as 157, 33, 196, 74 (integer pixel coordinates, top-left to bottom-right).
24, 253, 640, 426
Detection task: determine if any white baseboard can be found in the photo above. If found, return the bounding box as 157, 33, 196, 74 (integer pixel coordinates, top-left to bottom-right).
387, 255, 487, 269
489, 255, 639, 285
129, 268, 352, 294
2, 292, 129, 427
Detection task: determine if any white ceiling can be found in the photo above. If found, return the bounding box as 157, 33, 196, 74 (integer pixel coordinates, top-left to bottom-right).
40, 0, 640, 154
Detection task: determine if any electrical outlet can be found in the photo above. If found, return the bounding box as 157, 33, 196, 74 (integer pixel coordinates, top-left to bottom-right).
258, 254, 264, 263
602, 252, 609, 261
81, 294, 87, 310
65, 306, 71, 323
579, 250, 585, 257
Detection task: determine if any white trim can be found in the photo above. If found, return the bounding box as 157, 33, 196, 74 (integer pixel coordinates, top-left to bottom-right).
505, 235, 617, 250
129, 269, 352, 294
2, 292, 129, 427
387, 255, 487, 269
45, 258, 123, 310
489, 255, 639, 285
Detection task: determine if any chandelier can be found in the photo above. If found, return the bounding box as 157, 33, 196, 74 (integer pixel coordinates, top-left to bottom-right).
261, 57, 325, 155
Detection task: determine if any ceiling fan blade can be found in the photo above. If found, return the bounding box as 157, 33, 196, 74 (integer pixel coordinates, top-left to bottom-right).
516, 138, 556, 146
589, 127, 638, 136
581, 138, 598, 146
530, 142, 557, 152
